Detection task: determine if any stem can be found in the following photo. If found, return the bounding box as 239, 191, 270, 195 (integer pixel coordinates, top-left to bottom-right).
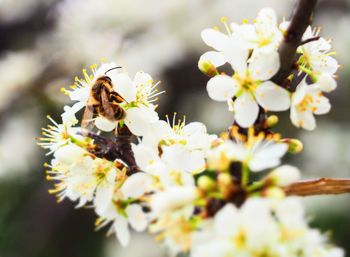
284, 178, 350, 196
272, 0, 318, 86
241, 164, 249, 187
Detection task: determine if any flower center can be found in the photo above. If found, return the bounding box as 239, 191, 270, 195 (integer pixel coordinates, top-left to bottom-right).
296, 94, 314, 112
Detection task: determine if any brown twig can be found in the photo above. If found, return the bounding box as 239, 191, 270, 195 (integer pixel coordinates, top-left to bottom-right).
272, 0, 318, 86
86, 126, 140, 175
284, 178, 350, 196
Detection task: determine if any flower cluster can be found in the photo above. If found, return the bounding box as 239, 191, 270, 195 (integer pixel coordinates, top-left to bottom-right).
38, 6, 343, 257
192, 198, 343, 257
199, 8, 338, 130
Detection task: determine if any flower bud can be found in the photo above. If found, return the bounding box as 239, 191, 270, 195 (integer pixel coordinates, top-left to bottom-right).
268, 165, 300, 187
198, 176, 216, 192
266, 115, 279, 128
282, 138, 303, 154
217, 173, 232, 187
198, 59, 219, 77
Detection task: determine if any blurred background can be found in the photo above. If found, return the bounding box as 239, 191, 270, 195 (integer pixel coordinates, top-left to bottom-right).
0, 0, 349, 256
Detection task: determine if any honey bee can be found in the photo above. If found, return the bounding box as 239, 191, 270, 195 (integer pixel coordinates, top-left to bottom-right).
82, 66, 126, 135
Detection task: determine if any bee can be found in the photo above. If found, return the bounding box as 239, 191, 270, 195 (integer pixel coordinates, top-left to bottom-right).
82, 66, 126, 135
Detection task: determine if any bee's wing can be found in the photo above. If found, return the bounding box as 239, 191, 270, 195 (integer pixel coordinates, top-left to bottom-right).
81, 98, 95, 136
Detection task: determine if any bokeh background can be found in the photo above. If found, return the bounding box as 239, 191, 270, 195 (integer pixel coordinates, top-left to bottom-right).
0, 0, 349, 256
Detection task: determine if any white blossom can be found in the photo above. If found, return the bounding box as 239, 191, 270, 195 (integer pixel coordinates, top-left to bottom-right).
191, 198, 344, 257
207, 135, 288, 172
206, 47, 290, 127
298, 26, 338, 76
230, 8, 283, 50
291, 76, 334, 130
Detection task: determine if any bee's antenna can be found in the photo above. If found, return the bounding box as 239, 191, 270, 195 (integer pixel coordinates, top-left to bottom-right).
105, 66, 122, 75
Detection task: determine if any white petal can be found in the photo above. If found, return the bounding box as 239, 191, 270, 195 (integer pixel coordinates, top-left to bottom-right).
134, 71, 153, 88
206, 75, 238, 102
249, 142, 288, 172
314, 96, 331, 115
214, 204, 238, 237
311, 55, 338, 75
62, 102, 85, 124
223, 39, 249, 75
114, 216, 130, 247
249, 50, 280, 81
124, 107, 159, 136
95, 62, 120, 77
131, 143, 158, 170
255, 81, 290, 111
69, 86, 90, 102
292, 82, 308, 105
94, 117, 116, 132
126, 204, 148, 232
121, 172, 153, 199
112, 73, 137, 103
290, 108, 316, 130
54, 144, 85, 165
201, 29, 230, 51
233, 92, 259, 128
182, 122, 207, 135
94, 184, 114, 216
317, 73, 337, 92
271, 165, 300, 187
199, 51, 226, 67
257, 8, 277, 26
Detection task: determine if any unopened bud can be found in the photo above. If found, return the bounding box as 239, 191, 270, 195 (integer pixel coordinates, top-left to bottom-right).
265, 187, 285, 199
217, 173, 232, 187
282, 138, 303, 154
198, 176, 216, 192
266, 115, 279, 128
198, 59, 219, 77
267, 165, 300, 187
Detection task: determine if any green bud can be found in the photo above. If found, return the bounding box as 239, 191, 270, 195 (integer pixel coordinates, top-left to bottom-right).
197, 176, 216, 192
266, 115, 279, 128
282, 138, 303, 154
198, 59, 219, 77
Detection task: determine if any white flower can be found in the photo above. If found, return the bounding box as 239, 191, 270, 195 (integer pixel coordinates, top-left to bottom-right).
49, 144, 118, 207
199, 9, 283, 67
206, 47, 290, 127
207, 136, 288, 172
95, 172, 152, 247
298, 26, 338, 76
38, 116, 85, 155
230, 8, 283, 50
191, 197, 343, 257
290, 76, 334, 130
137, 116, 215, 174
132, 143, 196, 189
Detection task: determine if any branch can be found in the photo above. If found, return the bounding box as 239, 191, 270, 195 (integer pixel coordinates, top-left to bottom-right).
284, 178, 350, 196
86, 126, 140, 175
272, 0, 318, 86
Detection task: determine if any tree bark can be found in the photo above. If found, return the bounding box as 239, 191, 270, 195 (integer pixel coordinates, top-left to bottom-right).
284, 178, 350, 196
271, 0, 318, 86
